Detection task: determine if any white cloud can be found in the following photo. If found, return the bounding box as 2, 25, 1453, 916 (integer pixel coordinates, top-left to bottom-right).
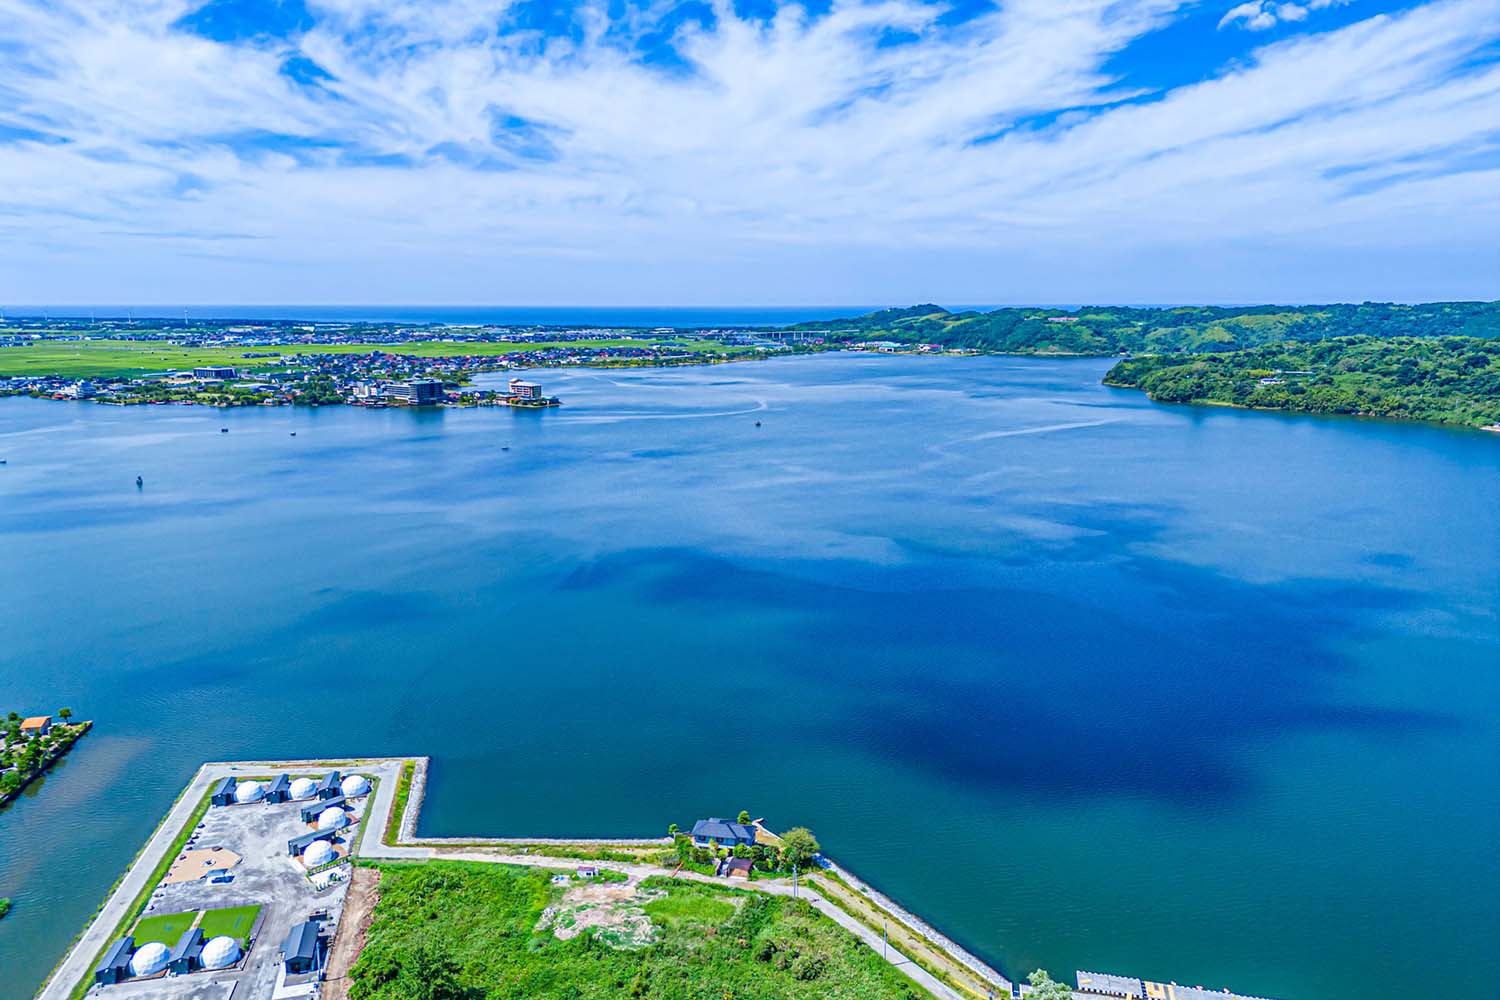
0, 0, 1494, 304
1220, 0, 1350, 32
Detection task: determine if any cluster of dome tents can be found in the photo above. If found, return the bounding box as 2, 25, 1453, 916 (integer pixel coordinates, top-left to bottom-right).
124, 935, 242, 977
227, 773, 370, 806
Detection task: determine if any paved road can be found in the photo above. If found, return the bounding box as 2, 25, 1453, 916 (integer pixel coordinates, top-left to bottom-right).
36, 758, 420, 1000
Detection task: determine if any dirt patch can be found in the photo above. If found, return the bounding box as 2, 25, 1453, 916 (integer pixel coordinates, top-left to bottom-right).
536, 874, 664, 950
164, 846, 241, 884
323, 866, 382, 1000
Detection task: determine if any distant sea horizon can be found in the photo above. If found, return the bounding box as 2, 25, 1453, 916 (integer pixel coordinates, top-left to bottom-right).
1, 304, 964, 327
0, 302, 1285, 327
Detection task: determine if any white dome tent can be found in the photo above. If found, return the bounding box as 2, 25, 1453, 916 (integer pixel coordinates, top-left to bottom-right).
302, 839, 336, 867
233, 780, 264, 804
289, 777, 318, 800
200, 935, 241, 970
128, 941, 170, 977
340, 774, 370, 797
317, 806, 348, 831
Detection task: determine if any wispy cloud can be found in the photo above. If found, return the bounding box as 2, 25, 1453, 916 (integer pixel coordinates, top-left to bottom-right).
0, 0, 1494, 303
1219, 0, 1350, 32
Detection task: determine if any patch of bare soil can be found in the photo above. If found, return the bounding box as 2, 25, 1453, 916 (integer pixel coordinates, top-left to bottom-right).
323, 866, 382, 1000
536, 874, 664, 950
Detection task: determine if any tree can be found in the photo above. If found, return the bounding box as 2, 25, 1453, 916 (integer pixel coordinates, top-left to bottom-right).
1026, 970, 1073, 1000
667, 822, 679, 836
737, 810, 752, 825
778, 827, 820, 872
58, 707, 73, 723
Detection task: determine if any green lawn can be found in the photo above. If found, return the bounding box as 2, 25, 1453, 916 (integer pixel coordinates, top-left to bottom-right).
641, 891, 736, 930
198, 904, 261, 944
0, 337, 747, 378
350, 860, 930, 1000
130, 911, 197, 946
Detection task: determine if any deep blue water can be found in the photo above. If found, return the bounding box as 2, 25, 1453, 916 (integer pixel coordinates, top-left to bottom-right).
0, 355, 1497, 1000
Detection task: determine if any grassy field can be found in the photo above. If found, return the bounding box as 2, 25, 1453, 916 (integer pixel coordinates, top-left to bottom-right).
197, 904, 260, 943
130, 910, 196, 946
349, 860, 931, 1000
0, 337, 746, 378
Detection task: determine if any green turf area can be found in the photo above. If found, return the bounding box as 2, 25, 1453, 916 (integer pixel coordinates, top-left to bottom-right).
0, 337, 748, 378
197, 904, 261, 943
640, 891, 736, 930
130, 911, 197, 946
351, 860, 930, 1000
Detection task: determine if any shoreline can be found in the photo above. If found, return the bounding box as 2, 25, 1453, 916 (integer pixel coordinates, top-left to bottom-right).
35, 754, 1289, 1000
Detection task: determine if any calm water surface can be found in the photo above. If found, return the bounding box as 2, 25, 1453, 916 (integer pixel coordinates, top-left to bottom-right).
1, 355, 1496, 1000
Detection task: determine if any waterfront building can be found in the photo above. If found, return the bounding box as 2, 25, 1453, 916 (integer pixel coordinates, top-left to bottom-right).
193, 366, 237, 380
300, 794, 345, 823
384, 379, 444, 405
691, 817, 757, 849
209, 776, 237, 807
19, 715, 51, 738
287, 827, 339, 856
94, 937, 134, 985
508, 378, 544, 401
265, 773, 291, 803
167, 929, 205, 974
315, 771, 342, 799
340, 774, 370, 797
289, 776, 318, 800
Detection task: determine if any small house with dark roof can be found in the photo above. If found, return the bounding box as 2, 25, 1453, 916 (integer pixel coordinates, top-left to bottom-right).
287, 827, 340, 857
265, 774, 291, 803
691, 818, 757, 849
168, 928, 205, 974
724, 857, 754, 880
300, 794, 345, 824
315, 771, 342, 800
280, 920, 324, 975
209, 777, 237, 807
95, 936, 134, 985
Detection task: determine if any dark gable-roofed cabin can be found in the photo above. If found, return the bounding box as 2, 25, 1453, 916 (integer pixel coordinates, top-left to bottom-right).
315, 771, 342, 800
288, 827, 340, 857
265, 774, 291, 803
95, 936, 134, 985
169, 928, 205, 974
300, 794, 345, 824
725, 857, 754, 879
691, 818, 757, 849
209, 777, 237, 807
281, 920, 324, 975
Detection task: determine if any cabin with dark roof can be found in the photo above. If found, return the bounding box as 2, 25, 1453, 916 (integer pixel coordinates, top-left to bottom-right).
315, 771, 342, 800
95, 936, 134, 985
209, 777, 237, 807
724, 857, 754, 880
287, 827, 340, 857
168, 928, 205, 974
691, 818, 757, 849
300, 794, 345, 824
280, 920, 324, 975
265, 774, 291, 804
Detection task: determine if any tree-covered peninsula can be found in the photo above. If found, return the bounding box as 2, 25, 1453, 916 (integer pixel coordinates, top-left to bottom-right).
793, 301, 1500, 356
1103, 336, 1500, 428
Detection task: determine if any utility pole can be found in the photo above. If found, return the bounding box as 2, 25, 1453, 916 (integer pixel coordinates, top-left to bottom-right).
883, 920, 888, 959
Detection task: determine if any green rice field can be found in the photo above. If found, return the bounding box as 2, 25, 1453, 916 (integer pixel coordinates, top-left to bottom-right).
0, 337, 745, 378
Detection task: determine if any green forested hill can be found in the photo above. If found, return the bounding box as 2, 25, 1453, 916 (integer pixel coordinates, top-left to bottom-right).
1103, 336, 1500, 428
793, 302, 1500, 355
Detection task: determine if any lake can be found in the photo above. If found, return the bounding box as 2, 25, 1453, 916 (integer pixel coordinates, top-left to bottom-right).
1, 354, 1496, 1000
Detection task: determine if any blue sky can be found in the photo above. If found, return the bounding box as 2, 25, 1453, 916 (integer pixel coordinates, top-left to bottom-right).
0, 0, 1495, 305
